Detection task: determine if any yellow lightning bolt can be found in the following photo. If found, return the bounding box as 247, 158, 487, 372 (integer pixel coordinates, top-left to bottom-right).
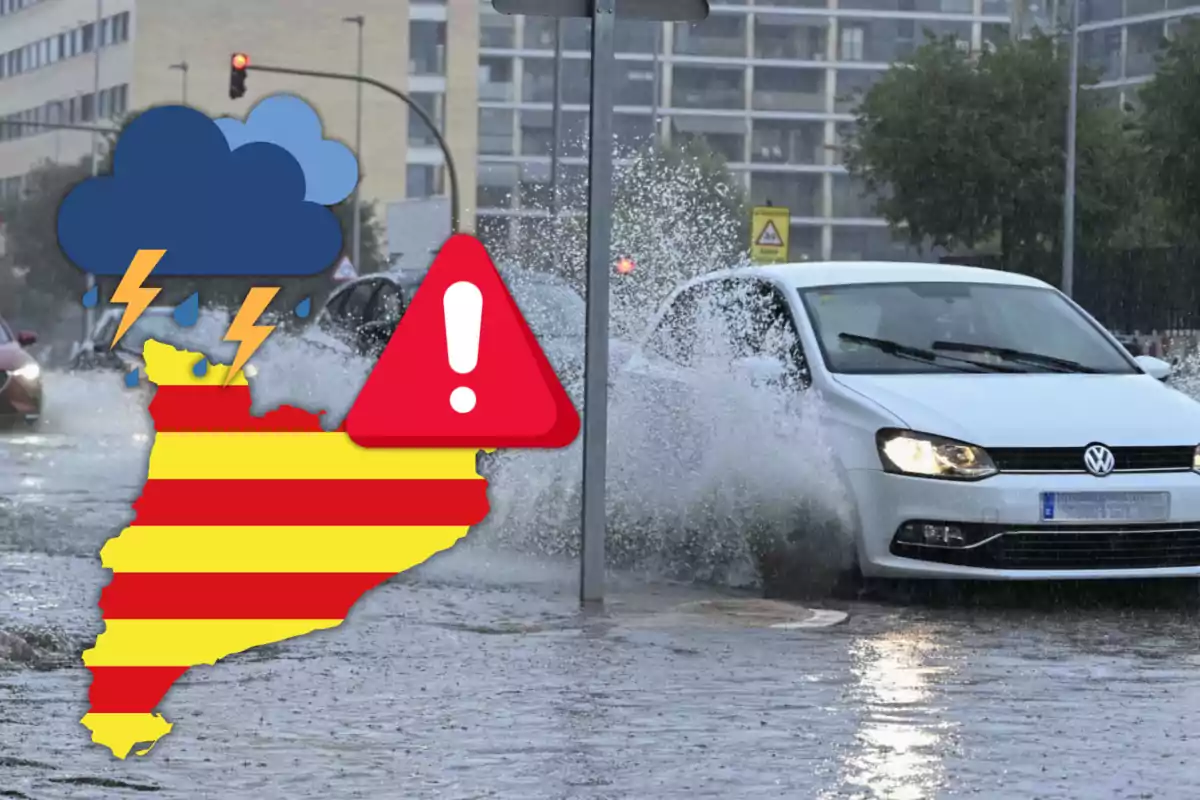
110, 249, 166, 349
222, 286, 280, 387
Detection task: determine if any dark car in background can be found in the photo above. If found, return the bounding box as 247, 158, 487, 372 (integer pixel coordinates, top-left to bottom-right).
313, 268, 635, 392
0, 314, 43, 427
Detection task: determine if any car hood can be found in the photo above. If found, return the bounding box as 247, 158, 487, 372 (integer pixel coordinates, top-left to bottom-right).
832, 372, 1200, 447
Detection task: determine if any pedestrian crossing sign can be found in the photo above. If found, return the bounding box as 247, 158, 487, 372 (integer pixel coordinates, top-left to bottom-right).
332, 256, 358, 282
750, 205, 790, 264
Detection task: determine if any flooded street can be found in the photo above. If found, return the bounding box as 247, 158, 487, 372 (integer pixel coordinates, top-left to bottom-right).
3, 371, 1200, 799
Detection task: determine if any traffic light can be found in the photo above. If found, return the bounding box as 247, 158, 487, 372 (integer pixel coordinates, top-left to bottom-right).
229, 53, 249, 99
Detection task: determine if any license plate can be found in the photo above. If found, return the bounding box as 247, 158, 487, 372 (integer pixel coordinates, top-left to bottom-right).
1040, 492, 1171, 522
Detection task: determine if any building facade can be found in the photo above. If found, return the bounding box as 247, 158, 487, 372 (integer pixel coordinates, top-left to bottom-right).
1079, 0, 1200, 110
474, 0, 1011, 262
0, 0, 481, 234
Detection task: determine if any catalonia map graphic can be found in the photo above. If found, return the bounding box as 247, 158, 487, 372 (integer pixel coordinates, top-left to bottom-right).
81, 341, 490, 759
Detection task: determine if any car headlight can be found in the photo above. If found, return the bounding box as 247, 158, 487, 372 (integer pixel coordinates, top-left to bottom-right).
876, 428, 997, 480
11, 363, 40, 382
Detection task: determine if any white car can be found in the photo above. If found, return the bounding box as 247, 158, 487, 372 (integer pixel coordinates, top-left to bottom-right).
624, 261, 1200, 584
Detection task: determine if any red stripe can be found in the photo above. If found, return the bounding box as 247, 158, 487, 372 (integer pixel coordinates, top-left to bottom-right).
87, 666, 189, 714
149, 385, 328, 432
131, 479, 489, 526
99, 573, 394, 619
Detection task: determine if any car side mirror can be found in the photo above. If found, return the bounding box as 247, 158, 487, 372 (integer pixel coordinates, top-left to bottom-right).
16, 331, 36, 347
1135, 354, 1172, 381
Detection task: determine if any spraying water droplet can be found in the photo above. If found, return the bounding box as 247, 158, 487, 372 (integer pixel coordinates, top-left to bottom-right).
174, 293, 200, 327
295, 297, 312, 319
192, 358, 208, 377
82, 286, 99, 308
124, 370, 139, 388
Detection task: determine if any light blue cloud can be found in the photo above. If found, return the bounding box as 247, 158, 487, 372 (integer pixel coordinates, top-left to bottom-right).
215, 93, 358, 206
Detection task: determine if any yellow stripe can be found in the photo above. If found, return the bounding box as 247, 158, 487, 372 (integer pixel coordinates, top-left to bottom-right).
102, 525, 470, 573
80, 713, 174, 760
82, 619, 343, 668
143, 340, 247, 386
147, 432, 482, 480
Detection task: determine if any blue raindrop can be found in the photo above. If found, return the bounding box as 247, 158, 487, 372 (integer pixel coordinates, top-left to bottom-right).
295, 297, 312, 319
174, 293, 200, 327
82, 286, 99, 308
124, 369, 139, 388
192, 358, 208, 377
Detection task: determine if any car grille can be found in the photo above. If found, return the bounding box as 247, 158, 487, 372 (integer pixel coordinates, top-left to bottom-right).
893, 523, 1200, 570
989, 446, 1194, 473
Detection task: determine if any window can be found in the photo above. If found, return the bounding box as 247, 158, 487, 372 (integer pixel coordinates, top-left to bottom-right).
81, 92, 95, 122
409, 21, 446, 74
406, 164, 442, 198
408, 93, 443, 147
799, 282, 1140, 375
645, 279, 809, 387
367, 283, 405, 327
840, 26, 865, 61
338, 281, 380, 330
81, 23, 94, 53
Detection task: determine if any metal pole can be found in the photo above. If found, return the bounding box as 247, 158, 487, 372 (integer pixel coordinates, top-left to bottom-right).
245, 63, 461, 233
650, 23, 661, 141
344, 15, 365, 272
580, 0, 617, 605
84, 0, 102, 341
550, 18, 565, 217
1062, 0, 1079, 297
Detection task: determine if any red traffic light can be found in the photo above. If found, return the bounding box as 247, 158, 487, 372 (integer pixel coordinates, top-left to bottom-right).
231, 53, 249, 69
615, 256, 636, 275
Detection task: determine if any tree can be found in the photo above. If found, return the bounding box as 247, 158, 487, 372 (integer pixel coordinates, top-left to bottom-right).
844, 33, 1141, 277
1139, 19, 1200, 247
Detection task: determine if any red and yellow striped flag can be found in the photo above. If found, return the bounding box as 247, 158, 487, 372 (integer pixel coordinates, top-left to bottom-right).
81, 341, 489, 759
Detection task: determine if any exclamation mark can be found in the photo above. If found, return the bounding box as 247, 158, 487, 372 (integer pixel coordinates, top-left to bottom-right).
444, 281, 483, 414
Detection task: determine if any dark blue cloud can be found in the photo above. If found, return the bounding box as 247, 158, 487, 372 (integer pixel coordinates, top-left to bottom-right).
57, 104, 343, 277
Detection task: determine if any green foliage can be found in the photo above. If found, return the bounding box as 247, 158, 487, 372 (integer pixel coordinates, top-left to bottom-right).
1139, 19, 1200, 247
845, 33, 1144, 275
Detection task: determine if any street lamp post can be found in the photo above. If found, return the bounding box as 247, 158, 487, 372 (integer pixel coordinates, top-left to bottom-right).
84, 0, 102, 341
169, 61, 189, 103
1062, 0, 1080, 297
549, 18, 565, 218
343, 15, 365, 274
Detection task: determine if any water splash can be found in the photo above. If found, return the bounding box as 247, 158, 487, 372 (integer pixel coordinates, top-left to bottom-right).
82, 286, 99, 308
174, 293, 200, 327
295, 297, 312, 319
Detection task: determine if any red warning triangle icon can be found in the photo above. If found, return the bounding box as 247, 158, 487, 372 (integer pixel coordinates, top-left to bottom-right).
345, 234, 581, 449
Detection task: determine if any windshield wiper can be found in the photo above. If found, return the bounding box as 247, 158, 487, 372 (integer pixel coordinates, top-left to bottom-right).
837, 333, 1024, 373
930, 341, 1101, 374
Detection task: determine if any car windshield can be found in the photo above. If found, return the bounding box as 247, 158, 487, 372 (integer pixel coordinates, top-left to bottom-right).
799, 281, 1138, 375
507, 279, 586, 340
0, 319, 11, 345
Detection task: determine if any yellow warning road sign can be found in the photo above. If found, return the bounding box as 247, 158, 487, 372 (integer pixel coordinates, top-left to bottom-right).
750, 206, 790, 264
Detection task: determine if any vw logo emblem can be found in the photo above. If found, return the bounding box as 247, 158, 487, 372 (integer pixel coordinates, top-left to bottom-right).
1083, 444, 1116, 477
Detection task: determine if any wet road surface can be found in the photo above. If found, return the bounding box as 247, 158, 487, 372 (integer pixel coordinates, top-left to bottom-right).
3, 372, 1200, 799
